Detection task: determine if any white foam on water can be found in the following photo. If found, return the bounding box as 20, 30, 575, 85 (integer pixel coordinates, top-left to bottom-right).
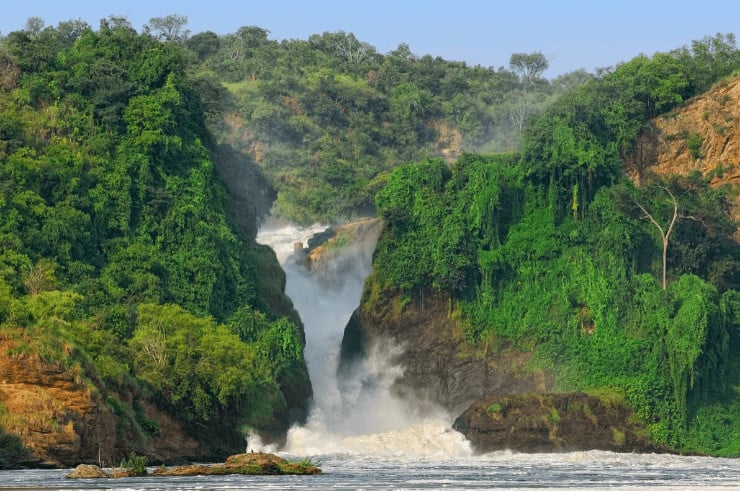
255, 218, 328, 265
281, 417, 473, 457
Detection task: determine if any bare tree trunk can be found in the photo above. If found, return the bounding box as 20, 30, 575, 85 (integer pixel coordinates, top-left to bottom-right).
635, 186, 678, 289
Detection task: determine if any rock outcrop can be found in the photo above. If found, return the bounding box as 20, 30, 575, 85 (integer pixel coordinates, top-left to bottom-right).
0, 338, 202, 468
66, 464, 114, 479
626, 75, 740, 227
453, 392, 663, 454
340, 287, 552, 417
150, 452, 321, 476
294, 217, 383, 290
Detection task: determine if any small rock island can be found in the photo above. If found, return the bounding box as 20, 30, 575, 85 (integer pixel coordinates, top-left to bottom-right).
66, 452, 322, 479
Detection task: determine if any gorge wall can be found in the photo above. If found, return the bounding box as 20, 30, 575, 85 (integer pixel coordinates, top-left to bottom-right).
340, 286, 552, 418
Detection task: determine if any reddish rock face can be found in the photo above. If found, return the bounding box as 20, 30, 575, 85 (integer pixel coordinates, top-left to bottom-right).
0, 339, 202, 468
626, 76, 740, 231
0, 341, 107, 467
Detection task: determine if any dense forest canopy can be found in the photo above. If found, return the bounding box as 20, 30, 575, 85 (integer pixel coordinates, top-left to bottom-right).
372, 33, 740, 456
0, 16, 594, 226
0, 15, 311, 461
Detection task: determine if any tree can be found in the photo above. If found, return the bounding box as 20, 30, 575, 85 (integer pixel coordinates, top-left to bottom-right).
146, 14, 190, 43
634, 185, 679, 289
235, 26, 270, 48
22, 259, 58, 297
24, 17, 45, 36
0, 51, 20, 91
186, 31, 221, 61
308, 31, 376, 68
552, 69, 594, 93
99, 15, 133, 30
509, 52, 549, 88
627, 171, 737, 291
55, 19, 91, 47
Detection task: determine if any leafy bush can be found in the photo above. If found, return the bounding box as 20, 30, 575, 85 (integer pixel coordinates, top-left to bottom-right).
687, 132, 704, 159
120, 452, 148, 475
486, 403, 503, 414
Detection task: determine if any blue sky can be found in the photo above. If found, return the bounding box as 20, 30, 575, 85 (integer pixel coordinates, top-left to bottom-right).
2, 1, 739, 77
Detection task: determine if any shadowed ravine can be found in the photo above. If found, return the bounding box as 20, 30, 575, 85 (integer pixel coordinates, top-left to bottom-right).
254, 219, 470, 456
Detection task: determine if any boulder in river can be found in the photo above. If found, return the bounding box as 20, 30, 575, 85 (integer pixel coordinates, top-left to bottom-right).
453, 392, 666, 454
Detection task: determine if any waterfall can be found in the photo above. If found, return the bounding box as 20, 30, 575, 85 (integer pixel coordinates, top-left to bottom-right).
254, 218, 470, 457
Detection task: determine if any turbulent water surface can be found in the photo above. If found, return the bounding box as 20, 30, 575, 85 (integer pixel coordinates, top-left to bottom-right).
1, 221, 737, 490
1, 451, 739, 490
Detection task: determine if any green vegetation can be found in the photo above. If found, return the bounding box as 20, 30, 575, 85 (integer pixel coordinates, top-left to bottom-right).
296, 456, 322, 469
611, 427, 627, 447
0, 423, 28, 469
687, 132, 704, 159
186, 28, 584, 224
120, 452, 148, 475
371, 34, 740, 455
0, 17, 309, 453
486, 403, 503, 414
2, 13, 740, 460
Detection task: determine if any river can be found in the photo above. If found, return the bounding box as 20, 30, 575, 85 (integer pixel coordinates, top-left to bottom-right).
0, 451, 738, 489
0, 221, 737, 490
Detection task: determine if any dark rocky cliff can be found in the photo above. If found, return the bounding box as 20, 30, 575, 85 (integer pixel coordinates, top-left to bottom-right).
339, 286, 551, 417
453, 393, 664, 454
340, 279, 664, 454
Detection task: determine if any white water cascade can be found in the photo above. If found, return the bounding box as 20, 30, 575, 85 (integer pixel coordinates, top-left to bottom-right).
254, 218, 471, 457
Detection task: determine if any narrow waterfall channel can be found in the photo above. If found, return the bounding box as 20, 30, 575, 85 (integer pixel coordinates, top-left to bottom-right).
255, 219, 470, 456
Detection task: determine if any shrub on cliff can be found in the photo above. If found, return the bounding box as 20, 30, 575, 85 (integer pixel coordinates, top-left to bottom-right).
0, 425, 28, 469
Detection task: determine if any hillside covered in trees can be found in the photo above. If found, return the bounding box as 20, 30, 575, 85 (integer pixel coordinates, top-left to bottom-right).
0, 14, 591, 468
368, 33, 740, 456
182, 20, 586, 224
0, 17, 311, 467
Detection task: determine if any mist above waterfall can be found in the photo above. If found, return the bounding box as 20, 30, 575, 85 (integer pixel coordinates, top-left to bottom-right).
255, 218, 469, 456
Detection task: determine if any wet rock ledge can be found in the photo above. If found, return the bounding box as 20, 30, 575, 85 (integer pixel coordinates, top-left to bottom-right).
453, 392, 666, 454
66, 452, 322, 479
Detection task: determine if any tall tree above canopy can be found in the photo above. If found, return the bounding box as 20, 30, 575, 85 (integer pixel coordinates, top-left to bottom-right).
145, 14, 190, 43
23, 17, 45, 36
510, 52, 549, 88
